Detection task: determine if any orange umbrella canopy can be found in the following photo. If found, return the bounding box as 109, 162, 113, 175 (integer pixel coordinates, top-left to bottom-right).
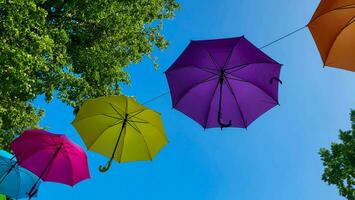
308, 0, 355, 72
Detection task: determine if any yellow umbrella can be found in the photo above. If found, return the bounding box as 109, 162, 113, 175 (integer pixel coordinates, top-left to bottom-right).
72, 96, 168, 172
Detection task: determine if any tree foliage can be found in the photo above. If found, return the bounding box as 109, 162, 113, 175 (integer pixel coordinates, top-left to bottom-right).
0, 0, 179, 152
320, 110, 355, 200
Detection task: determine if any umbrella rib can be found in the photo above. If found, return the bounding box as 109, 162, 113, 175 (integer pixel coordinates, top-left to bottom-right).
129, 116, 150, 123
324, 17, 355, 65
62, 150, 75, 186
101, 114, 122, 120
128, 109, 146, 119
124, 96, 128, 114
118, 126, 127, 162
225, 74, 278, 104
60, 149, 82, 160
224, 78, 247, 128
20, 167, 39, 197
13, 164, 21, 199
129, 118, 166, 140
87, 121, 122, 150
59, 146, 83, 161
204, 49, 220, 68
223, 38, 242, 69
108, 103, 125, 118
173, 76, 219, 107
310, 4, 355, 24
127, 122, 153, 160
128, 110, 151, 123
128, 109, 145, 116
29, 145, 63, 186
203, 79, 220, 128
25, 168, 40, 198
129, 120, 149, 124
224, 62, 279, 72
166, 65, 218, 75
126, 121, 143, 135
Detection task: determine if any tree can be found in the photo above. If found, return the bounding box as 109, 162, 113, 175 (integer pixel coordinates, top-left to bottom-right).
320, 110, 355, 200
0, 0, 179, 151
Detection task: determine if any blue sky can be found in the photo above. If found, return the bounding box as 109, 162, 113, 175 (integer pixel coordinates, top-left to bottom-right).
33, 0, 354, 199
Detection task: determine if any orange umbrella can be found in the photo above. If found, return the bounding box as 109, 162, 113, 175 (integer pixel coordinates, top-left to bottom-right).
308, 0, 355, 72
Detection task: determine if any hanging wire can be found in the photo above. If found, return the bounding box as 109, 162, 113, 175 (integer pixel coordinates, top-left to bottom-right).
142, 91, 170, 105
140, 26, 308, 106
260, 25, 307, 49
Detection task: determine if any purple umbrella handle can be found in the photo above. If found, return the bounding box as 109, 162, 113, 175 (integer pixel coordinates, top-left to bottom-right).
217, 70, 232, 129
270, 77, 282, 85
218, 113, 232, 129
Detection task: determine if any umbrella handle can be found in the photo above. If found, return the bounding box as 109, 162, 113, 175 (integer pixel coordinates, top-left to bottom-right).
217, 73, 232, 129
99, 114, 128, 173
218, 113, 232, 128
99, 158, 113, 172
270, 77, 282, 85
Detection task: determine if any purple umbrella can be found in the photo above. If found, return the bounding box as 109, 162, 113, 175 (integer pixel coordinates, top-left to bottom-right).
165, 36, 282, 129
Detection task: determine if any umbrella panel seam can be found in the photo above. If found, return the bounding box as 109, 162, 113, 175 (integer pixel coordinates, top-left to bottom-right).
203, 79, 221, 128
324, 17, 355, 65
87, 121, 123, 150
166, 65, 219, 75
126, 122, 153, 160
310, 4, 355, 24
173, 76, 219, 107
225, 73, 279, 104
224, 78, 247, 128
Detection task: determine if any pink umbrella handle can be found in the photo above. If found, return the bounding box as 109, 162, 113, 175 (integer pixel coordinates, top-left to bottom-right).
27, 143, 63, 199
99, 113, 128, 173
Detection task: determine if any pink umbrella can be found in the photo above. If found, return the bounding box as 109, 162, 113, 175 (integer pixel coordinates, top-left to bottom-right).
10, 130, 90, 196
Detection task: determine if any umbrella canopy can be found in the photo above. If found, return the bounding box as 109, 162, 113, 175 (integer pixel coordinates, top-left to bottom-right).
165, 36, 282, 129
308, 0, 355, 72
72, 95, 168, 172
0, 150, 40, 199
10, 130, 90, 190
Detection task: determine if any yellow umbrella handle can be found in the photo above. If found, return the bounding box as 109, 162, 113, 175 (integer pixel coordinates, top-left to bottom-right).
99, 113, 128, 173
99, 158, 113, 172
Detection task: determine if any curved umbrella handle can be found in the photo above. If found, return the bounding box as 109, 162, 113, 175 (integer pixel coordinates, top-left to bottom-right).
270, 77, 283, 85
218, 113, 232, 128
99, 158, 113, 173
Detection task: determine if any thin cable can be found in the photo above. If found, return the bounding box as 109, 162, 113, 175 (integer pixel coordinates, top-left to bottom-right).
140, 26, 306, 106
142, 91, 170, 105
260, 25, 307, 49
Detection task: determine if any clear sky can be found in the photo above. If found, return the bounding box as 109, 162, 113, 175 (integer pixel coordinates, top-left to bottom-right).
33, 0, 355, 199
